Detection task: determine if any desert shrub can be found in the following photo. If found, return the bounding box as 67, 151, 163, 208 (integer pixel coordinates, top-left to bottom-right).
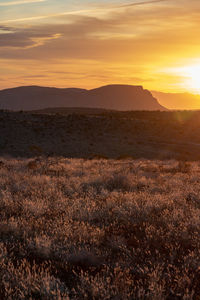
104, 173, 133, 192
177, 160, 191, 173
0, 158, 200, 299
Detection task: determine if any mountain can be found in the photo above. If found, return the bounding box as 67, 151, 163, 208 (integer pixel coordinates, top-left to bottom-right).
152, 91, 200, 110
0, 84, 166, 111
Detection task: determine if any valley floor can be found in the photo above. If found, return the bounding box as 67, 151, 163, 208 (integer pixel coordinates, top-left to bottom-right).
0, 157, 200, 299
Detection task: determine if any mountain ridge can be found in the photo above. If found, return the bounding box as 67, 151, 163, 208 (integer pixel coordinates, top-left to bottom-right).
0, 84, 167, 111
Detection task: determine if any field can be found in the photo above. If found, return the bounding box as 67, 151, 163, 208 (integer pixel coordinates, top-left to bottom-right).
2, 110, 200, 160
1, 157, 200, 299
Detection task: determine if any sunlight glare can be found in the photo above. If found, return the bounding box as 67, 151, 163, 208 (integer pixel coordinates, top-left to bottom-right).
181, 65, 200, 93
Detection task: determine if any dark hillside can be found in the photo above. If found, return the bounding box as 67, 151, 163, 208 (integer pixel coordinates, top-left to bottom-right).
0, 110, 200, 160
0, 85, 166, 111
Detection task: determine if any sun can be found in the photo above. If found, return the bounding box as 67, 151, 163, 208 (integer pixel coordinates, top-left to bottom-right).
162, 64, 200, 93
182, 65, 200, 93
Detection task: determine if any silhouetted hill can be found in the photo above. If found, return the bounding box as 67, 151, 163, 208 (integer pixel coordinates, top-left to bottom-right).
152, 91, 200, 110
0, 86, 86, 111
0, 84, 166, 111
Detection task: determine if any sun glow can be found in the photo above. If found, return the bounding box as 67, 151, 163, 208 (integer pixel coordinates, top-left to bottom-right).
175, 65, 200, 93
166, 64, 200, 94
183, 65, 200, 93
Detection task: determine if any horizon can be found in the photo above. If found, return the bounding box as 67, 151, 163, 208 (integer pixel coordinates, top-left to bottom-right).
1, 0, 200, 108
2, 83, 200, 110
2, 82, 200, 95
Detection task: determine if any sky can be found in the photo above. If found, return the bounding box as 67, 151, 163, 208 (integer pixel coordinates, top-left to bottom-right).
0, 0, 200, 95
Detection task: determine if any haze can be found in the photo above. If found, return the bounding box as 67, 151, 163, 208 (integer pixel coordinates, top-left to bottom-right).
1, 0, 200, 109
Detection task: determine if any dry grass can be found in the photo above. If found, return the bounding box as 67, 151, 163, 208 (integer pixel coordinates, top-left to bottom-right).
0, 157, 200, 299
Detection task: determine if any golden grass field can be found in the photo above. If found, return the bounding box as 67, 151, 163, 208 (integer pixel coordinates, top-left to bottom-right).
0, 157, 200, 299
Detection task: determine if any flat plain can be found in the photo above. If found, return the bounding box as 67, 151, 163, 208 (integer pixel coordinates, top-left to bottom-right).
1, 109, 200, 160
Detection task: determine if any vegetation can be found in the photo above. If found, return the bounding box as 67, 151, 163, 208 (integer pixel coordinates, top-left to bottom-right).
1, 157, 200, 299
2, 110, 200, 160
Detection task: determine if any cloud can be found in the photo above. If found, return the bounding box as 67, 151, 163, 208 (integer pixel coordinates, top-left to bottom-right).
0, 25, 12, 31
120, 0, 167, 7
18, 74, 47, 78
0, 0, 200, 91
0, 0, 46, 6
0, 0, 168, 24
0, 9, 96, 24
0, 26, 61, 48
1, 0, 199, 61
0, 25, 14, 35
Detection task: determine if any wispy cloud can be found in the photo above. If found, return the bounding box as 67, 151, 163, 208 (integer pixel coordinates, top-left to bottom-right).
121, 0, 168, 7
0, 9, 96, 24
0, 25, 12, 31
0, 0, 46, 6
0, 0, 167, 24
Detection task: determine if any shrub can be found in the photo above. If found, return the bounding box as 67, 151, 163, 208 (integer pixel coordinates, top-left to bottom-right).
0, 157, 200, 299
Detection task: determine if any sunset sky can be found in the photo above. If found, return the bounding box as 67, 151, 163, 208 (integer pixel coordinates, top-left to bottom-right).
1, 0, 200, 94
